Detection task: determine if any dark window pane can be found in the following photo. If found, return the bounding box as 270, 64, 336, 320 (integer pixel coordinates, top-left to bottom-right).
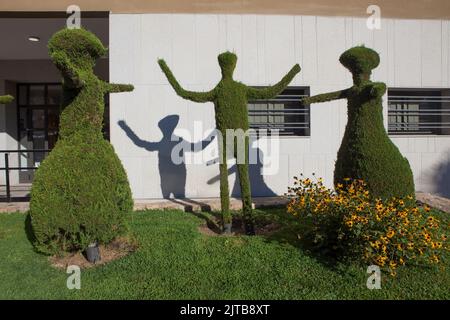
47, 85, 62, 105
29, 85, 45, 105
31, 109, 45, 129
18, 85, 28, 106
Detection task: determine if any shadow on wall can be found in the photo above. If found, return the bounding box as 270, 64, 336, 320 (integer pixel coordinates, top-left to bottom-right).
433, 155, 450, 198
119, 116, 276, 199
206, 145, 276, 198
118, 115, 215, 199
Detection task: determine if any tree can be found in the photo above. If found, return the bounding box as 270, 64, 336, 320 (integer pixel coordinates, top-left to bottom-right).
301, 46, 414, 199
159, 52, 300, 234
30, 28, 134, 254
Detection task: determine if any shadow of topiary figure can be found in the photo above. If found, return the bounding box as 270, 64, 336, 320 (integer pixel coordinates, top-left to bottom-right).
158, 52, 300, 234
302, 46, 414, 199
0, 95, 13, 104
30, 28, 134, 255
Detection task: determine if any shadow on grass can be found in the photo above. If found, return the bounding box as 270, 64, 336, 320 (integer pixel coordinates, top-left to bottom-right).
24, 213, 36, 245
191, 211, 222, 234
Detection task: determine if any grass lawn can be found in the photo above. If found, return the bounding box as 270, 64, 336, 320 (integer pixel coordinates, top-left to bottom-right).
0, 208, 448, 299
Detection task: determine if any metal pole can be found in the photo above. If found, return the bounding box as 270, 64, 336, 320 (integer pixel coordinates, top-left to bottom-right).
5, 153, 11, 202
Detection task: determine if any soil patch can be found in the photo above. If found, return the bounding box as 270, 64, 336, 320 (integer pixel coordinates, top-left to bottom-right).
49, 237, 137, 269
197, 215, 282, 237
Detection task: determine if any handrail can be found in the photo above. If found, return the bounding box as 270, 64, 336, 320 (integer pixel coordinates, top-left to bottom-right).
0, 149, 51, 202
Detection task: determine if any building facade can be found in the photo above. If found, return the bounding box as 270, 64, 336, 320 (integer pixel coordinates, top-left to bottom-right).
1, 1, 450, 200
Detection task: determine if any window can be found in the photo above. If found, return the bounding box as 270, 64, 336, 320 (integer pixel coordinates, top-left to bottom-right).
248, 87, 310, 137
388, 89, 450, 135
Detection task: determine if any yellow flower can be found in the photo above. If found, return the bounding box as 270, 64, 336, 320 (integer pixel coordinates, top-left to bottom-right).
387, 230, 395, 238
431, 255, 440, 263
423, 233, 431, 242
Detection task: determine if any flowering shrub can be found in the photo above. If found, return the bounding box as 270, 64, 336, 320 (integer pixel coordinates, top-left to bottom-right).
286, 175, 448, 275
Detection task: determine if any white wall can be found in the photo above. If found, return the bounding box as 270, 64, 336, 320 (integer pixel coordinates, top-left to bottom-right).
109, 14, 450, 199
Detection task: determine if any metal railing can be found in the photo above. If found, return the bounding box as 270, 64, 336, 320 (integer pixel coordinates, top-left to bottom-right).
248, 94, 311, 136
0, 149, 50, 202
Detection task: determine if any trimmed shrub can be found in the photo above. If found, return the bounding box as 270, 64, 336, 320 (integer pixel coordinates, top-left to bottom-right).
302, 46, 415, 199
158, 52, 300, 233
287, 176, 448, 276
30, 28, 134, 255
0, 95, 13, 104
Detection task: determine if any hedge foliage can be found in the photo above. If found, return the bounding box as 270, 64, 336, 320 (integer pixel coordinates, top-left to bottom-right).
30, 28, 134, 254
159, 52, 300, 233
302, 46, 414, 199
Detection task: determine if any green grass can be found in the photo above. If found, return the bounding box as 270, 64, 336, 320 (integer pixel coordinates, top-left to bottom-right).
0, 209, 448, 299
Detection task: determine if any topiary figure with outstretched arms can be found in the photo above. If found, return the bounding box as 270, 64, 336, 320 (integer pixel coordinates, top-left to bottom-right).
0, 95, 13, 104
30, 28, 134, 255
301, 46, 414, 199
158, 52, 300, 234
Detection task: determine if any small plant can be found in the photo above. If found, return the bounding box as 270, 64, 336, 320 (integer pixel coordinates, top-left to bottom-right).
286, 176, 448, 275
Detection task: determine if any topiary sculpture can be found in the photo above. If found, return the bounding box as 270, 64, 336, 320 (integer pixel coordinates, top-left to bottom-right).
30, 28, 134, 255
0, 95, 13, 104
301, 46, 414, 199
159, 52, 300, 234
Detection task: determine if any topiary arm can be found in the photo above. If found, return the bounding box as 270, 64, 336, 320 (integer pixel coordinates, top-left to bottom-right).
301, 89, 349, 105
247, 64, 301, 100
158, 59, 215, 103
105, 83, 134, 93
368, 82, 387, 98
0, 95, 14, 104
50, 51, 85, 88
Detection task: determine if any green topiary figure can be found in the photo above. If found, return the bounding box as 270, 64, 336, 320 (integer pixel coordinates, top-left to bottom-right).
30, 28, 134, 255
158, 52, 300, 234
301, 46, 414, 199
0, 95, 14, 104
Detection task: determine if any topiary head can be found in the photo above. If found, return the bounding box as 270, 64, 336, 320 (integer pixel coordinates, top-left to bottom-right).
218, 51, 237, 78
339, 46, 380, 83
48, 28, 107, 70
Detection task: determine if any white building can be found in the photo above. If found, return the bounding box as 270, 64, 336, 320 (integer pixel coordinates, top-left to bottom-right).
1, 0, 450, 201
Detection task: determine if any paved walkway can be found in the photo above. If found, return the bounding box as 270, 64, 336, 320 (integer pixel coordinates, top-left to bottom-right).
1, 193, 449, 214
0, 197, 288, 213
416, 192, 450, 213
